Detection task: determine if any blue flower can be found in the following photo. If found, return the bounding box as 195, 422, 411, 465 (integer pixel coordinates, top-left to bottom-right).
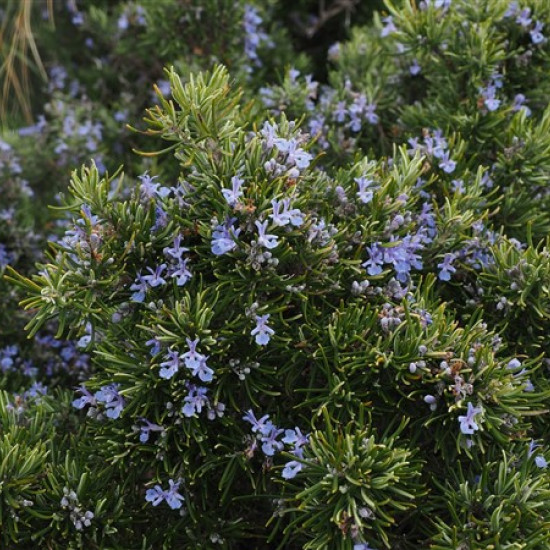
528, 440, 548, 469
145, 479, 184, 510
380, 15, 397, 37
222, 176, 244, 207
212, 218, 241, 255
169, 258, 192, 286
530, 21, 545, 44
269, 198, 304, 227
355, 176, 377, 204
139, 418, 163, 443
163, 235, 189, 260
189, 355, 214, 383
409, 59, 421, 75
181, 384, 209, 417
260, 425, 284, 456
145, 485, 165, 506
251, 314, 275, 345
438, 151, 456, 173
243, 409, 272, 435
282, 460, 303, 479
182, 338, 204, 370
255, 220, 279, 249
362, 243, 384, 276
142, 264, 167, 288
159, 349, 180, 380
164, 479, 185, 510
516, 7, 532, 28
437, 253, 457, 281
95, 384, 125, 419
458, 402, 483, 435
72, 385, 96, 410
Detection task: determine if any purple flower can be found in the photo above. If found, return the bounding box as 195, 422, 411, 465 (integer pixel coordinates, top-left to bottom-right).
222, 176, 244, 207
255, 220, 279, 249
362, 243, 385, 276
181, 384, 209, 417
261, 425, 284, 456
438, 151, 456, 173
458, 402, 483, 435
146, 338, 162, 356
138, 172, 162, 201
355, 176, 376, 204
516, 7, 532, 28
145, 485, 165, 506
269, 199, 304, 227
164, 479, 185, 509
437, 253, 457, 281
409, 59, 421, 75
274, 138, 312, 171
479, 84, 500, 112
212, 218, 241, 255
251, 314, 275, 345
142, 264, 167, 288
181, 338, 204, 370
243, 4, 272, 72
170, 258, 192, 286
145, 479, 184, 509
528, 440, 548, 468
189, 355, 214, 383
504, 1, 518, 18
164, 235, 189, 260
72, 385, 96, 410
530, 21, 545, 44
512, 94, 531, 116
282, 460, 303, 479
333, 101, 347, 122
95, 384, 125, 419
364, 103, 379, 125
159, 349, 180, 379
451, 179, 465, 193
380, 15, 397, 37
139, 418, 163, 443
243, 410, 272, 435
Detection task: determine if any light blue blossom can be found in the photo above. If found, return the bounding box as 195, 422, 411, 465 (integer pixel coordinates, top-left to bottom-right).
145, 479, 184, 510
355, 176, 376, 204
243, 409, 272, 435
138, 418, 163, 443
255, 220, 279, 249
159, 349, 180, 379
222, 176, 244, 206
181, 338, 204, 370
142, 264, 167, 288
437, 253, 457, 281
189, 355, 214, 383
458, 402, 483, 435
163, 235, 189, 260
251, 314, 275, 345
212, 218, 241, 255
95, 384, 125, 419
181, 384, 209, 417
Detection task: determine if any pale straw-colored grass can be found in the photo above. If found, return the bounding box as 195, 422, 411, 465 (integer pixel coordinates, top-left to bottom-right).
0, 0, 53, 124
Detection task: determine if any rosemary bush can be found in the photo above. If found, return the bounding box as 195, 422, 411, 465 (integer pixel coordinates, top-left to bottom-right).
2, 1, 550, 549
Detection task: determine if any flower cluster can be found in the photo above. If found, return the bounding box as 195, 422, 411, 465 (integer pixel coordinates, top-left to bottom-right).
243, 410, 309, 479
145, 479, 185, 510
72, 383, 125, 419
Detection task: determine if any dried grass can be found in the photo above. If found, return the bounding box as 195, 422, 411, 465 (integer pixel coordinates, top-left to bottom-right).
0, 0, 54, 125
